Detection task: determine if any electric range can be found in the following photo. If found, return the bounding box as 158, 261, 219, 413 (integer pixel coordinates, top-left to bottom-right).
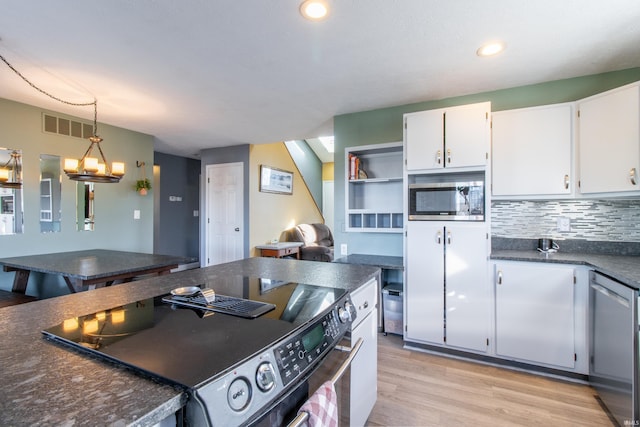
42, 275, 356, 426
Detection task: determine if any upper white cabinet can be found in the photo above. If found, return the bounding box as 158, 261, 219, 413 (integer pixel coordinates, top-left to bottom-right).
492, 103, 573, 198
346, 142, 403, 232
405, 221, 490, 353
578, 82, 640, 194
494, 262, 578, 370
404, 102, 491, 172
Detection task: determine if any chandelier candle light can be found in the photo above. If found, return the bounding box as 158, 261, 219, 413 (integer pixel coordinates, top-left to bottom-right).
0, 52, 125, 183
0, 150, 22, 188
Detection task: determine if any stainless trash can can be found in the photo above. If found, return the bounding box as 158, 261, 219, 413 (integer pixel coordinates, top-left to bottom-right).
382, 283, 403, 335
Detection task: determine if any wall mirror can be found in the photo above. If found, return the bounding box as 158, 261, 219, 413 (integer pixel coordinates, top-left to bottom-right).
76, 182, 95, 231
0, 147, 24, 235
40, 154, 62, 233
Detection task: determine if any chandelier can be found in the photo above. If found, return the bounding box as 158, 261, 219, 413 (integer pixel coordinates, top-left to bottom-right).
62, 101, 125, 183
0, 53, 124, 183
0, 150, 22, 189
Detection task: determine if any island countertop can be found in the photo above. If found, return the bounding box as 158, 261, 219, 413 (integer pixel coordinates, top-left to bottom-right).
0, 257, 380, 426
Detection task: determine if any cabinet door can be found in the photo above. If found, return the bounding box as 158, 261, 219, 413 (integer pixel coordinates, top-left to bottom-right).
445, 102, 490, 168
405, 221, 445, 344
404, 109, 445, 171
492, 104, 573, 197
578, 83, 640, 194
445, 224, 489, 352
349, 304, 377, 426
495, 263, 575, 369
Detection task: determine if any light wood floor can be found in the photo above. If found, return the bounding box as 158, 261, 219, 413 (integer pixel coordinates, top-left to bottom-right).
366, 333, 614, 427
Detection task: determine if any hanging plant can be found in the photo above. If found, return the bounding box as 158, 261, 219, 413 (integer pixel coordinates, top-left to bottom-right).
135, 178, 151, 196
134, 161, 151, 195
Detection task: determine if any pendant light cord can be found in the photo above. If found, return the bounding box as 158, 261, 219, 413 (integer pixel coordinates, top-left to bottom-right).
0, 52, 99, 133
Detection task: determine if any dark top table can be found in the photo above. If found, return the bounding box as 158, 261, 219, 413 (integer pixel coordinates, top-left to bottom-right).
0, 249, 193, 293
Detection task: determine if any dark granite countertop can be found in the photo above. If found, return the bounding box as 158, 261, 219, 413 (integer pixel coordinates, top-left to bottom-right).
0, 257, 380, 426
0, 249, 195, 280
491, 250, 640, 290
334, 254, 404, 270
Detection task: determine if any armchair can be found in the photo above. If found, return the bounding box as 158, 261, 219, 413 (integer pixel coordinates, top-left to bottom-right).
283, 223, 334, 262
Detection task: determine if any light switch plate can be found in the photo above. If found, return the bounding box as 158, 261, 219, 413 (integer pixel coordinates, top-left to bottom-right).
340, 244, 348, 256
557, 216, 571, 232
134, 210, 141, 220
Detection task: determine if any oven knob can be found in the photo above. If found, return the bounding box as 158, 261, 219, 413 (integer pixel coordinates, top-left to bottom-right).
338, 306, 351, 323
256, 362, 276, 392
227, 377, 251, 412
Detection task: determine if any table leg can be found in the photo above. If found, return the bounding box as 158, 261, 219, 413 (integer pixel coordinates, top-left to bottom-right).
63, 277, 83, 293
11, 269, 30, 294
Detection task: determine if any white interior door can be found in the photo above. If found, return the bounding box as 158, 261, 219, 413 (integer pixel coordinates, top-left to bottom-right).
205, 162, 244, 266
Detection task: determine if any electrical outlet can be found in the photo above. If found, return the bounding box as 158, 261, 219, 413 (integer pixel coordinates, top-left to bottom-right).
340, 244, 348, 256
557, 216, 571, 232
133, 210, 141, 220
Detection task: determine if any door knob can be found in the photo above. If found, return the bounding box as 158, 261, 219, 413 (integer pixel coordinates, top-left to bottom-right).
234, 227, 240, 232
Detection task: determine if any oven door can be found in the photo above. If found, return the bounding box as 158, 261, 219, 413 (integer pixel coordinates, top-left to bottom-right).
250, 339, 362, 427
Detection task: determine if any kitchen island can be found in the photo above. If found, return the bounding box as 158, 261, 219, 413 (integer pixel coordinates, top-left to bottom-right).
0, 257, 380, 426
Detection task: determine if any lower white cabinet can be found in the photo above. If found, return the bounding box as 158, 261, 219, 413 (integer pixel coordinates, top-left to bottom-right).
348, 278, 378, 426
494, 262, 582, 370
405, 221, 490, 353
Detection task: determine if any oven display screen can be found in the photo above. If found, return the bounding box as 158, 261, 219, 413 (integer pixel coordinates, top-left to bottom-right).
302, 324, 325, 353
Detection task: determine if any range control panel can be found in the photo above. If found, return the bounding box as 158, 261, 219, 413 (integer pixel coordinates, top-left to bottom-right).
274, 297, 356, 386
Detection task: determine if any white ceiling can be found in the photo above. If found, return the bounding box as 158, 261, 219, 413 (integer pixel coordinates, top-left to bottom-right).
1, 1, 639, 159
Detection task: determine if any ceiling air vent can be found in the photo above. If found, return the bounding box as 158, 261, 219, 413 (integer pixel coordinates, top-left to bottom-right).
43, 113, 93, 139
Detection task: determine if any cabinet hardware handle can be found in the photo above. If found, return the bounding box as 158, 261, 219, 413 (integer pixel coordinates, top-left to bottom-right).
446, 149, 452, 164
497, 270, 503, 285
564, 174, 570, 190
447, 231, 451, 245
436, 231, 442, 244
630, 168, 637, 186
436, 150, 442, 165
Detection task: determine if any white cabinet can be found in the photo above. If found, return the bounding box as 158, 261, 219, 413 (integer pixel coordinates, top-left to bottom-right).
492, 103, 573, 198
348, 278, 378, 426
405, 221, 489, 353
494, 262, 577, 369
346, 142, 403, 232
578, 82, 640, 194
404, 102, 490, 171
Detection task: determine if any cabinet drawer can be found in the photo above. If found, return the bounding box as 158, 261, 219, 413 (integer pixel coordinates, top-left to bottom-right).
351, 278, 377, 320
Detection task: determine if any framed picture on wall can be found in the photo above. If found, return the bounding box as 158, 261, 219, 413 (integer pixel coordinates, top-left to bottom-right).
259, 165, 293, 195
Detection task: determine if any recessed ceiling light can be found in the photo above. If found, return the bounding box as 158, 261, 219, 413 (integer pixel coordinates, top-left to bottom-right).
300, 0, 329, 21
477, 41, 506, 57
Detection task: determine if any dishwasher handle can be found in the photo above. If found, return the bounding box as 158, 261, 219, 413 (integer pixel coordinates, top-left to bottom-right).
287, 338, 364, 427
590, 282, 631, 308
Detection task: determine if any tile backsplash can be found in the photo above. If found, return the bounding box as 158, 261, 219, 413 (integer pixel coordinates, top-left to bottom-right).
491, 199, 640, 242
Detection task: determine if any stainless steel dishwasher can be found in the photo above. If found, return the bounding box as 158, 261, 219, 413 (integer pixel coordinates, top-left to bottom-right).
589, 271, 639, 426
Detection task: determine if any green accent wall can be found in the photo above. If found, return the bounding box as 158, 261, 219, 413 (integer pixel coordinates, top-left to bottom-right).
0, 97, 155, 298
334, 68, 640, 257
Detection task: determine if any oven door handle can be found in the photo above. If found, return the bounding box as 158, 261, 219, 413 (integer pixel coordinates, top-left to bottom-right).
287, 337, 364, 427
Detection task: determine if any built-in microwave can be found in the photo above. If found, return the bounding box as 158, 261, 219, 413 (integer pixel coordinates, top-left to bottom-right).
408, 181, 484, 221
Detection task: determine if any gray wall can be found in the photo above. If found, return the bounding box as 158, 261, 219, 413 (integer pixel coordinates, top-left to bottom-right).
333, 67, 640, 257
199, 144, 251, 262
153, 152, 200, 259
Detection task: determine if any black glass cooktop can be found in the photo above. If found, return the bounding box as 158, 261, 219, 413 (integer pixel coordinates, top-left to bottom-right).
42, 276, 346, 388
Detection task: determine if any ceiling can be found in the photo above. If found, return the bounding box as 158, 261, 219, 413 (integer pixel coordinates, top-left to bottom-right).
1, 1, 639, 159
